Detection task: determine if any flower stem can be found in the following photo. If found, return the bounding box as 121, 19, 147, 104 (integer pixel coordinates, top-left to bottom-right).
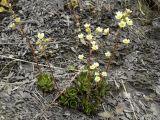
87, 44, 92, 77
17, 26, 42, 73
8, 3, 41, 73
106, 29, 120, 72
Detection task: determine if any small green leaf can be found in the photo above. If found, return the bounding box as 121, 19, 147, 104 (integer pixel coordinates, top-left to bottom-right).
66, 87, 78, 97
0, 7, 5, 12
37, 73, 54, 92
58, 71, 111, 115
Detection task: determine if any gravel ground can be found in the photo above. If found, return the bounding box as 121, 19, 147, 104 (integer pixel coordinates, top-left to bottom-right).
0, 0, 160, 120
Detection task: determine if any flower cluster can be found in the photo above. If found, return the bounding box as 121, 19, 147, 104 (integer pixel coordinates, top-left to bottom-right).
115, 9, 133, 28
94, 71, 107, 82
9, 17, 21, 29
84, 23, 91, 33
77, 10, 133, 82
89, 62, 108, 83
91, 41, 98, 51
78, 23, 109, 50
90, 62, 99, 70
36, 32, 50, 52
77, 23, 111, 83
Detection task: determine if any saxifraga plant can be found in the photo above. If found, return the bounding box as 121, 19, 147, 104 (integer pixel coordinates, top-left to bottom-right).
59, 8, 133, 115
37, 73, 54, 92
2, 0, 55, 92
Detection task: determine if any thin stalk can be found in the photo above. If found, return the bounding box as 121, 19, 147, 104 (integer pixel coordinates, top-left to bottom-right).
73, 10, 80, 28
17, 26, 41, 72
86, 44, 93, 101
87, 44, 92, 77
106, 29, 120, 72
8, 4, 41, 72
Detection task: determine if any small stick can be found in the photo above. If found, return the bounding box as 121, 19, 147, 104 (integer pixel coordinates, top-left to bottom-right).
0, 55, 58, 69
121, 80, 138, 120
0, 59, 16, 75
17, 26, 42, 72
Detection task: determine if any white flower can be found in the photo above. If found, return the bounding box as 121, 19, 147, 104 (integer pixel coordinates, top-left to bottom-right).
125, 17, 130, 21
105, 51, 111, 58
37, 33, 44, 39
9, 23, 16, 28
91, 41, 96, 45
93, 62, 99, 67
101, 72, 107, 77
95, 72, 100, 76
115, 11, 123, 20
95, 76, 101, 82
91, 44, 98, 51
103, 28, 109, 35
126, 19, 133, 26
96, 27, 103, 33
78, 54, 84, 60
122, 38, 130, 45
125, 8, 132, 14
15, 17, 21, 23
119, 20, 126, 28
86, 34, 93, 41
90, 62, 99, 70
84, 23, 90, 28
85, 27, 91, 33
78, 33, 84, 39
90, 65, 95, 70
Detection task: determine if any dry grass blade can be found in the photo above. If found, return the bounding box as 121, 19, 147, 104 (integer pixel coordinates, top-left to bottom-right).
121, 80, 138, 120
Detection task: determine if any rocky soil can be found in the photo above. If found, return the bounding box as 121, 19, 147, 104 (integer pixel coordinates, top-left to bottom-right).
0, 0, 160, 120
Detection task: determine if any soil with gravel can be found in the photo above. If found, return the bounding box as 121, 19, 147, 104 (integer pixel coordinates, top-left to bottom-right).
0, 0, 160, 120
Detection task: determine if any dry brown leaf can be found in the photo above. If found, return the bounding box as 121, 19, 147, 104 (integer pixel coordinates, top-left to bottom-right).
98, 111, 112, 118
123, 92, 131, 98
143, 95, 153, 101
115, 103, 124, 115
